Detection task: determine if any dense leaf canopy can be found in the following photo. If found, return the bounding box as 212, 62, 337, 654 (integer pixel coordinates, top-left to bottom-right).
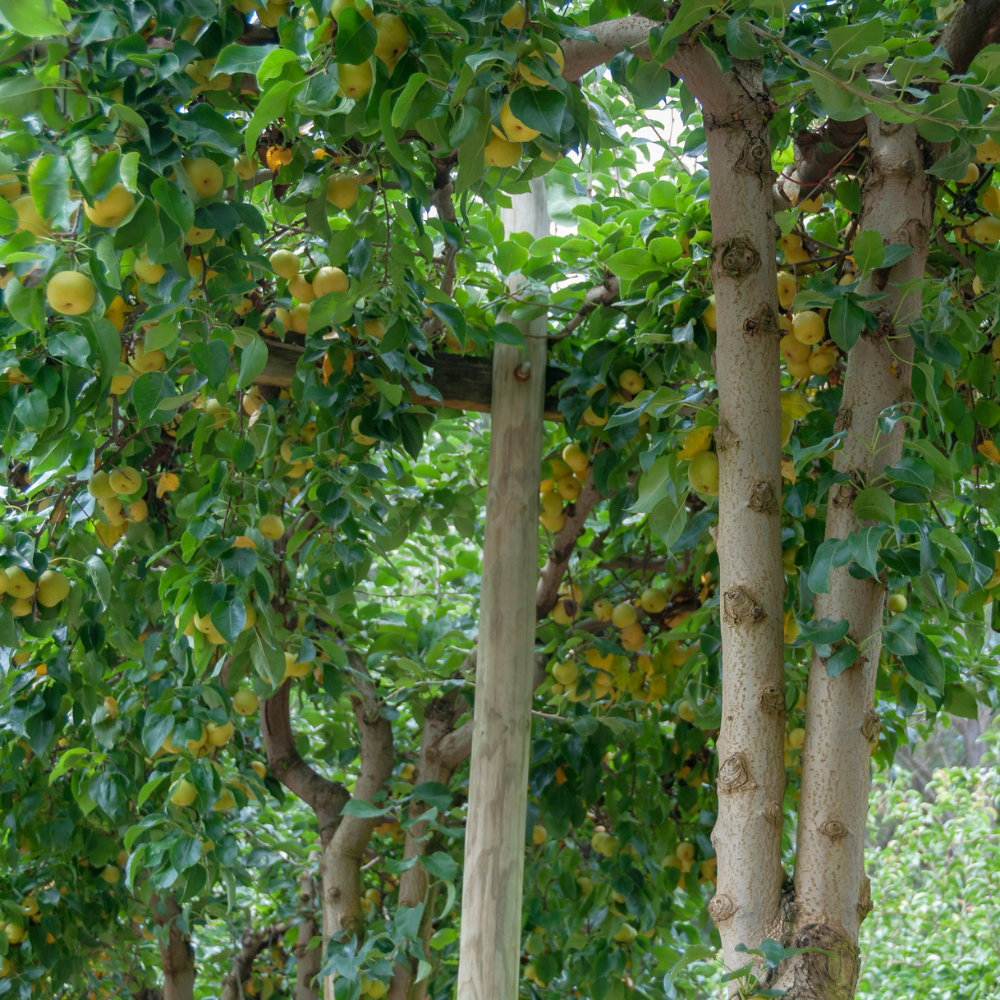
0, 0, 999, 997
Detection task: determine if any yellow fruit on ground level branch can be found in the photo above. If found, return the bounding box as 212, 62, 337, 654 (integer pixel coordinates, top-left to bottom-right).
47, 271, 96, 315
888, 593, 908, 613
134, 253, 165, 284
611, 602, 637, 629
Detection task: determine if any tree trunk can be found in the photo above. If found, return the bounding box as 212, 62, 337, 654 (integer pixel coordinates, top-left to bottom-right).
674, 52, 787, 972
388, 698, 468, 1000
784, 117, 933, 999
454, 178, 548, 1000
153, 896, 195, 1000
295, 860, 322, 1000
322, 657, 394, 999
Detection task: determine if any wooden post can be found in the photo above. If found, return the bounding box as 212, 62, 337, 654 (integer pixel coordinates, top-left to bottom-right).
455, 178, 549, 1000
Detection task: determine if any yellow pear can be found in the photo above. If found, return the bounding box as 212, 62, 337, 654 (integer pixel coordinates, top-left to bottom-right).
47, 272, 96, 316
337, 62, 373, 101
500, 98, 539, 142
327, 175, 360, 208
84, 183, 134, 227
484, 135, 522, 168
183, 157, 224, 198
372, 13, 409, 66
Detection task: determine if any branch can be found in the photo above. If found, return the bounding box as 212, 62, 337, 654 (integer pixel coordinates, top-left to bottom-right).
940, 0, 1000, 74
559, 15, 660, 80
262, 681, 349, 845
535, 469, 602, 618
220, 922, 289, 1000
423, 158, 460, 340
550, 276, 620, 340
321, 654, 395, 941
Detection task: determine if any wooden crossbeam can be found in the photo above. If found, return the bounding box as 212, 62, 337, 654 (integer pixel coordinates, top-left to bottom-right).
259, 341, 566, 420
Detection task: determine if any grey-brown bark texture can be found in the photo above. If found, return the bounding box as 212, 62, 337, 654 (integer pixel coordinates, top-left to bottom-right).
153, 895, 195, 1000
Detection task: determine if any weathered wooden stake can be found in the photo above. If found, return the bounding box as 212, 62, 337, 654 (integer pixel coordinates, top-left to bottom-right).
455, 179, 549, 1000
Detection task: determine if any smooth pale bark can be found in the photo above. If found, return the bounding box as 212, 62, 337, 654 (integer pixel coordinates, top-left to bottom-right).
454, 179, 548, 1000
784, 119, 932, 999
153, 896, 195, 1000
322, 657, 394, 1000
673, 52, 787, 971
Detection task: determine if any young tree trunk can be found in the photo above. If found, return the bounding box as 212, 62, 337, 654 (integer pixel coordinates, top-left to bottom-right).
153, 895, 195, 1000
322, 657, 394, 999
673, 52, 788, 972
783, 118, 933, 999
388, 697, 470, 1000
295, 861, 322, 1000
455, 179, 549, 1000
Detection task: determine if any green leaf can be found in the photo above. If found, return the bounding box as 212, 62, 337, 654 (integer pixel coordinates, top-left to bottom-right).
246, 80, 302, 159
29, 152, 70, 226
137, 774, 170, 808
825, 640, 859, 678
854, 487, 895, 524
132, 371, 179, 427
422, 851, 458, 881
835, 179, 861, 214
798, 617, 850, 645
901, 636, 944, 690
883, 614, 917, 657
341, 798, 392, 818
650, 493, 689, 549
110, 104, 150, 149
151, 177, 193, 235
807, 538, 847, 594
189, 340, 230, 388
142, 711, 175, 756
508, 88, 566, 138
336, 7, 377, 65
86, 554, 111, 608
0, 0, 68, 37
943, 682, 979, 719
495, 240, 528, 275
214, 43, 277, 78
606, 248, 656, 281
661, 0, 714, 43
48, 747, 89, 784
171, 836, 202, 872
391, 73, 430, 129
726, 14, 763, 59
631, 455, 675, 514
930, 527, 971, 564
211, 600, 247, 644
257, 48, 300, 87
411, 782, 452, 810
828, 295, 865, 352
852, 230, 885, 272
846, 526, 887, 577
238, 337, 269, 390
